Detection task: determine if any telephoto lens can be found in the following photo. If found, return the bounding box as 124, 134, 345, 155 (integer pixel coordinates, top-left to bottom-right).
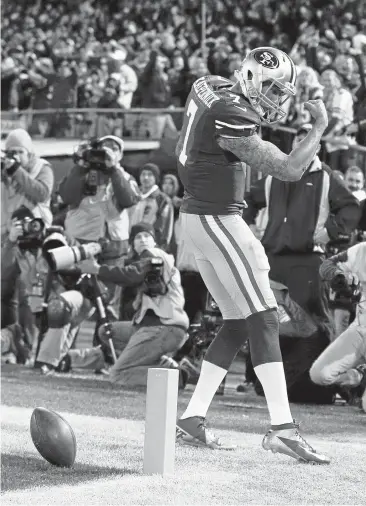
46, 244, 102, 271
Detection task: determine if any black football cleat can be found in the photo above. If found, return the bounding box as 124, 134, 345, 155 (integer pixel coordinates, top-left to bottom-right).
262, 421, 330, 464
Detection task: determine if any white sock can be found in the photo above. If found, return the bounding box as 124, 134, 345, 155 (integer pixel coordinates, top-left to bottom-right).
254, 362, 293, 426
181, 361, 227, 419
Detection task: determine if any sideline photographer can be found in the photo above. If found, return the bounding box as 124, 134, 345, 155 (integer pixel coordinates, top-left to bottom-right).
1, 206, 107, 374
79, 223, 189, 388
310, 242, 366, 407
1, 128, 54, 240
59, 135, 140, 319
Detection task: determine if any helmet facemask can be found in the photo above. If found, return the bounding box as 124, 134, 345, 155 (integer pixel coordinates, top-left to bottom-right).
235, 68, 296, 124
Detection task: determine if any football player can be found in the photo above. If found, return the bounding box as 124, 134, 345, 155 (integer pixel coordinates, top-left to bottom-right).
176, 47, 330, 464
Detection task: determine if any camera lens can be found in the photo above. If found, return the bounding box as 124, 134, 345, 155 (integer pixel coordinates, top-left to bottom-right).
30, 220, 42, 233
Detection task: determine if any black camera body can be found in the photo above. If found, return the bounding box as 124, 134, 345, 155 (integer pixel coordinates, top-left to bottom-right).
329, 273, 362, 310
17, 217, 46, 248
142, 257, 167, 298
1, 150, 21, 175
180, 294, 223, 366
76, 139, 110, 196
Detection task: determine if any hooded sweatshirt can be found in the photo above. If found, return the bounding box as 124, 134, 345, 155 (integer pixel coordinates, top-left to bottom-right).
1, 128, 54, 237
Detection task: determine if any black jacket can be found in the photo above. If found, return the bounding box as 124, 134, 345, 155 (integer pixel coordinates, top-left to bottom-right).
243, 159, 361, 255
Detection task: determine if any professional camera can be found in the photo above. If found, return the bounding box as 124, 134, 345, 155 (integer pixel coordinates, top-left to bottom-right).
73, 138, 111, 196
17, 217, 46, 248
1, 150, 21, 175
175, 292, 223, 364
329, 273, 362, 309
142, 257, 168, 297
43, 241, 103, 272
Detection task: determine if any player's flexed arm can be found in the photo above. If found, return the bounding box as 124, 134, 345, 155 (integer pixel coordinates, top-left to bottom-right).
217, 99, 328, 182
213, 47, 329, 181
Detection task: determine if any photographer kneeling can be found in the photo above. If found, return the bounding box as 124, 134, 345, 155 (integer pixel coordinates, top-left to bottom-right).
310, 242, 366, 407
1, 206, 107, 375
79, 223, 189, 388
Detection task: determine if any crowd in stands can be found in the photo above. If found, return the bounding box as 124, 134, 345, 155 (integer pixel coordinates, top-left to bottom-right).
2, 0, 366, 165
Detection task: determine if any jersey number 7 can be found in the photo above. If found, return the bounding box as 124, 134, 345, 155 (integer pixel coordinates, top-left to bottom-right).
178, 98, 198, 166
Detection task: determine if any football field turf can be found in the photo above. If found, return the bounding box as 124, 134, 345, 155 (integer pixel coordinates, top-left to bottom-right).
1, 321, 366, 505
2, 363, 365, 505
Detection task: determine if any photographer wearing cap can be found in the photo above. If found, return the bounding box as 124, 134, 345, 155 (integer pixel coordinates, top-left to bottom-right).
59, 135, 140, 319
1, 206, 107, 374
79, 223, 189, 388
1, 128, 54, 241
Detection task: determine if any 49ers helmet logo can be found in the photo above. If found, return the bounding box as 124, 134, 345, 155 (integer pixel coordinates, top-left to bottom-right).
253, 50, 279, 69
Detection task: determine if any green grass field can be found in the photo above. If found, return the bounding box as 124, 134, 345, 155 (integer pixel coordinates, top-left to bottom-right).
1, 328, 366, 506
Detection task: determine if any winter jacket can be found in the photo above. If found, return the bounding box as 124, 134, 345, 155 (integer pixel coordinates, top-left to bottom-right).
243, 157, 360, 255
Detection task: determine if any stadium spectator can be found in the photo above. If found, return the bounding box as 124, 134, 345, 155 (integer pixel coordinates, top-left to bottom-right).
109, 48, 138, 109
1, 0, 365, 159
161, 172, 182, 258
286, 67, 324, 127
344, 166, 366, 199
96, 75, 124, 137
320, 69, 355, 173
130, 163, 174, 252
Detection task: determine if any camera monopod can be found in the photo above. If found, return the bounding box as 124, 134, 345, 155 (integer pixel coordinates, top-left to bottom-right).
89, 274, 117, 364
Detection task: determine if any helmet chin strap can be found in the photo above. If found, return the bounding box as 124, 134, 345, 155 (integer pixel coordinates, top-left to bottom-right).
235, 70, 285, 123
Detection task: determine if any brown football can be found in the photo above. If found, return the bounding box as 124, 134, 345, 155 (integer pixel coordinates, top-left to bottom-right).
30, 407, 76, 468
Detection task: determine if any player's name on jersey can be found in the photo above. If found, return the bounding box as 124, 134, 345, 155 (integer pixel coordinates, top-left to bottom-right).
193, 77, 221, 108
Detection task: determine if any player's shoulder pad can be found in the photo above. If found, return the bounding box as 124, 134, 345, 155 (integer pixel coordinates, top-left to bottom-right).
212, 94, 260, 138
191, 75, 232, 109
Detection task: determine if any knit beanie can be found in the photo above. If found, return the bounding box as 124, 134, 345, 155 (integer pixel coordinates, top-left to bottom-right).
5, 128, 34, 153
11, 206, 34, 221
140, 163, 160, 183
129, 223, 155, 245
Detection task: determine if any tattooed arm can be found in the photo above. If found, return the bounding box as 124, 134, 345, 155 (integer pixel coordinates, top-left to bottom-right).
217, 124, 324, 182
216, 99, 328, 182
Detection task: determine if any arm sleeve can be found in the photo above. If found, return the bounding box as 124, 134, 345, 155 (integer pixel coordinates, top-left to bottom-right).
110, 168, 141, 210
213, 101, 259, 138
154, 195, 174, 251
11, 163, 54, 204
97, 259, 152, 286
319, 249, 352, 281
139, 50, 158, 86
1, 240, 20, 295
58, 165, 87, 206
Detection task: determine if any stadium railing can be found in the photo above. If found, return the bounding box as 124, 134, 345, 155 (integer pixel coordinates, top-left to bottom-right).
1, 108, 365, 185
